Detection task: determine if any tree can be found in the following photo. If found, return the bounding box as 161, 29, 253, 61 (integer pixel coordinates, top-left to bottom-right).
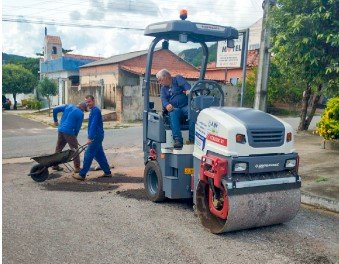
2, 64, 37, 109
37, 77, 58, 116
270, 0, 338, 131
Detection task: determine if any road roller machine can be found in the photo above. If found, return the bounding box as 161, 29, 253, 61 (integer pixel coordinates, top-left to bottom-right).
142, 14, 301, 233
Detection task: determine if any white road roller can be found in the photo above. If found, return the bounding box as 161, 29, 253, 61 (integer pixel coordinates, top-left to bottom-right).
142, 14, 301, 233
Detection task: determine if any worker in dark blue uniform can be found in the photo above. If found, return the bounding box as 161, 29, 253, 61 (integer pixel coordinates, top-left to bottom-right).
53, 102, 87, 172
157, 69, 194, 149
72, 95, 112, 180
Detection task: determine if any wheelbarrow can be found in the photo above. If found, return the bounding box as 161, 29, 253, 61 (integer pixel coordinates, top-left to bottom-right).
28, 144, 88, 182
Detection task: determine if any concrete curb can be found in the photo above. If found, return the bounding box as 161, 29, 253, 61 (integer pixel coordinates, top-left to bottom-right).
301, 193, 339, 213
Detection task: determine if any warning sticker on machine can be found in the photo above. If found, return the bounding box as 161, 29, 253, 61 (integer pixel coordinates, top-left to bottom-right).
184, 168, 194, 174
207, 134, 227, 146
195, 132, 206, 151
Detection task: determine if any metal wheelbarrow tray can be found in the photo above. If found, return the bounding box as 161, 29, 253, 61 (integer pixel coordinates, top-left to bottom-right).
28, 144, 87, 182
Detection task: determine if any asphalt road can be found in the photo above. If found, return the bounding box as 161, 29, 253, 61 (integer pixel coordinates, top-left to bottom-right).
2, 112, 338, 263
1, 112, 320, 159
2, 112, 142, 159
3, 162, 339, 264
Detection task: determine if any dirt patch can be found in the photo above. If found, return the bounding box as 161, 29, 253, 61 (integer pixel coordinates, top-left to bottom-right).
116, 188, 148, 201
42, 181, 119, 192
41, 170, 143, 193
90, 173, 143, 184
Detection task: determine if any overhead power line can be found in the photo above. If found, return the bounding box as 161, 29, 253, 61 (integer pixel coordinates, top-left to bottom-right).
2, 17, 145, 31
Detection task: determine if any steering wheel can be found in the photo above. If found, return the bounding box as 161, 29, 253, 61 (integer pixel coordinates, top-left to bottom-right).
188, 80, 225, 121
190, 80, 223, 98
193, 85, 211, 96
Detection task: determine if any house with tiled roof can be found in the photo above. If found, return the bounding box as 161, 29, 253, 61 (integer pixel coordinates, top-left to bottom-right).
79, 48, 200, 121
39, 30, 103, 106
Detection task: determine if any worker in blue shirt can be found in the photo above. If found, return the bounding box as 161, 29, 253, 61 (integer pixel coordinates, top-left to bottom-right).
72, 95, 112, 180
53, 102, 87, 172
157, 69, 194, 149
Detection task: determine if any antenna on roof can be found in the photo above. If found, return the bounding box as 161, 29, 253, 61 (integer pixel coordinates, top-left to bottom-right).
45, 27, 47, 36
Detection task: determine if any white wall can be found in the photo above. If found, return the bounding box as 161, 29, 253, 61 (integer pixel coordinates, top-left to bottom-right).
5, 93, 35, 105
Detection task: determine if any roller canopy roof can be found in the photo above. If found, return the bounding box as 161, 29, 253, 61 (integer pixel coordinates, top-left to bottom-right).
144, 20, 238, 42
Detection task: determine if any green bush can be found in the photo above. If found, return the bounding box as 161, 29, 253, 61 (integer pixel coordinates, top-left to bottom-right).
316, 97, 339, 140
25, 97, 43, 110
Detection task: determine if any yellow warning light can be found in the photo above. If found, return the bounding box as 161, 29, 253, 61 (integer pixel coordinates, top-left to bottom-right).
180, 9, 188, 20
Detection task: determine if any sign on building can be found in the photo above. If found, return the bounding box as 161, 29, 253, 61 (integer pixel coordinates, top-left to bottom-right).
216, 34, 243, 68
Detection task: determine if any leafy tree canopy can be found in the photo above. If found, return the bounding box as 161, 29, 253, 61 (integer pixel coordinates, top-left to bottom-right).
37, 77, 58, 114
270, 0, 338, 130
38, 77, 58, 98
2, 64, 37, 95
271, 0, 338, 91
2, 53, 40, 80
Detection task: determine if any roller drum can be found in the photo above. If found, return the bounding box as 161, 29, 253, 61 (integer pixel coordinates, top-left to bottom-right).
196, 181, 301, 234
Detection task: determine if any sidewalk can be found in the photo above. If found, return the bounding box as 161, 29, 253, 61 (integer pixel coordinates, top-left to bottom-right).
294, 131, 339, 212
280, 116, 339, 213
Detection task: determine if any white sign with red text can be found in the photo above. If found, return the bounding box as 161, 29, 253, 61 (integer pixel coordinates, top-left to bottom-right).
216, 34, 243, 68
207, 134, 227, 146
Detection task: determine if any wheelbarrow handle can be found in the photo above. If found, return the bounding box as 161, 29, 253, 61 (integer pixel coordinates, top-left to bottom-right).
70, 142, 90, 161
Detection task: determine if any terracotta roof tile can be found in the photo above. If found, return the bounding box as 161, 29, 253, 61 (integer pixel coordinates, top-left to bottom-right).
120, 65, 199, 79
45, 35, 62, 45
82, 49, 200, 79
64, 54, 103, 61
119, 49, 199, 78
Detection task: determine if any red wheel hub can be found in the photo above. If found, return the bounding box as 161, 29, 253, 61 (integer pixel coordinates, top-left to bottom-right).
208, 186, 229, 219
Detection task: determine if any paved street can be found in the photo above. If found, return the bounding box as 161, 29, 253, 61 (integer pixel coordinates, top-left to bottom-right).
2, 112, 338, 264
2, 112, 142, 159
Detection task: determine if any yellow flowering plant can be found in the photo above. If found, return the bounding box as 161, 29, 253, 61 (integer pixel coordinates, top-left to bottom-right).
316, 97, 339, 140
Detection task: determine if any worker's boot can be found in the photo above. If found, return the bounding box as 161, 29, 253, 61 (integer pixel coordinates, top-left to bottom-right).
72, 173, 85, 181
173, 139, 183, 150
100, 172, 113, 177
74, 167, 81, 173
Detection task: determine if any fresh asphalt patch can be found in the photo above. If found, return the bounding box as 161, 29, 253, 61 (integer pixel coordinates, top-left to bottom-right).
42, 181, 119, 192
116, 188, 148, 201
39, 173, 143, 193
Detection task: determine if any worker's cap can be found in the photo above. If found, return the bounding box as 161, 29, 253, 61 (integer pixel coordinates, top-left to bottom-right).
78, 101, 88, 112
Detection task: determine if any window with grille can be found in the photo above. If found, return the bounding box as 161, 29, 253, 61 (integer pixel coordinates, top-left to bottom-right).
150, 80, 161, 97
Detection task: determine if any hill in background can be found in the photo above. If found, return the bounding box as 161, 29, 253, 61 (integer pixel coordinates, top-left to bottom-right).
178, 43, 217, 67
2, 53, 40, 78
2, 53, 29, 63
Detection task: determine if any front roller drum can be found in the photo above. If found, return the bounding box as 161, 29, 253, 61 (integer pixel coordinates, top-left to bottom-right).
196, 181, 301, 234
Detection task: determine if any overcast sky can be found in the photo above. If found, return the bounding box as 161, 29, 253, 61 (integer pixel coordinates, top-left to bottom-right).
2, 0, 263, 58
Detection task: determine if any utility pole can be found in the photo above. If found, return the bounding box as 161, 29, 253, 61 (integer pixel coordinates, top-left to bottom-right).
240, 28, 250, 107
254, 0, 275, 111
100, 79, 105, 109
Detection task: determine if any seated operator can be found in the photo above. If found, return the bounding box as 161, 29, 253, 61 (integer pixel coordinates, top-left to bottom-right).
156, 69, 194, 150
